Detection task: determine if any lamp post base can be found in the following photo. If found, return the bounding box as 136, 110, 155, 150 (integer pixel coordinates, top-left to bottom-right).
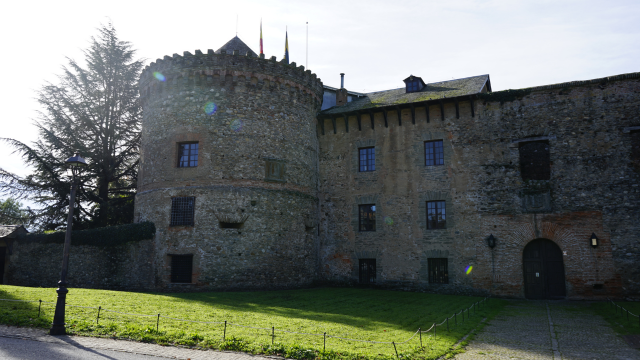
49, 283, 68, 335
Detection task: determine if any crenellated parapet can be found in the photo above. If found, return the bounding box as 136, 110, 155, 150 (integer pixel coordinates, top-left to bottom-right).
139, 49, 324, 108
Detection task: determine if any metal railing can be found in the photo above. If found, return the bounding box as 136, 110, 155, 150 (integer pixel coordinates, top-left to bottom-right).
608, 298, 640, 327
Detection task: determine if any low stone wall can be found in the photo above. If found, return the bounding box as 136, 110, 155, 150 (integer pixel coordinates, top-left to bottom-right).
5, 239, 155, 290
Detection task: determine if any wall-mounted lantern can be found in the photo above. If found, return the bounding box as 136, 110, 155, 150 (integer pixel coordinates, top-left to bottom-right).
487, 234, 496, 248
590, 233, 599, 248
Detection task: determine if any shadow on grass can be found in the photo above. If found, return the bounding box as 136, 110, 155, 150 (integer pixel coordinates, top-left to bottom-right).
0, 289, 51, 328
155, 287, 491, 331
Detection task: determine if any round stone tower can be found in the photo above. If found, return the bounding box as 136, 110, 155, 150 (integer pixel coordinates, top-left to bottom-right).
135, 37, 324, 290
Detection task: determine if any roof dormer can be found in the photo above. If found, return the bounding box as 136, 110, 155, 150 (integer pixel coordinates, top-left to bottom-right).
403, 75, 425, 93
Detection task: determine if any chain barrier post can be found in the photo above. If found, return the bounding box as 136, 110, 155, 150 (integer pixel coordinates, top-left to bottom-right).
38, 300, 42, 318
419, 327, 422, 347
392, 341, 399, 359
96, 306, 101, 324
223, 320, 227, 341
433, 323, 436, 339
627, 309, 629, 322
323, 332, 326, 353
272, 326, 275, 345
156, 314, 160, 332
446, 317, 449, 332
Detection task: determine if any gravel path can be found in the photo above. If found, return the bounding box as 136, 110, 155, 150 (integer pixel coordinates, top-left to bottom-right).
453, 300, 640, 360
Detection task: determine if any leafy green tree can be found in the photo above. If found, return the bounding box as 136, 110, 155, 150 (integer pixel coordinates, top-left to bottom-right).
0, 198, 31, 225
0, 23, 143, 230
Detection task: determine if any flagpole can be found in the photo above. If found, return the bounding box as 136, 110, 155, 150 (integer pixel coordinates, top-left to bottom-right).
306, 21, 308, 69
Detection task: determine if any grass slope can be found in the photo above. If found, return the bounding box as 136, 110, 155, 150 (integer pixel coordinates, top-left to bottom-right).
590, 300, 640, 335
0, 286, 506, 360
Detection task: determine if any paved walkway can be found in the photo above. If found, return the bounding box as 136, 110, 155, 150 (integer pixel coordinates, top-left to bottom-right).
454, 300, 640, 360
0, 325, 275, 360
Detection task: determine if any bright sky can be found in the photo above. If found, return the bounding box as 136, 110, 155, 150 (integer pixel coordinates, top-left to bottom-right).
1, 0, 639, 182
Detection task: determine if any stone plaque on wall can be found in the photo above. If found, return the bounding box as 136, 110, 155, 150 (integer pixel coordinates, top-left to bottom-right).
264, 159, 286, 182
521, 191, 552, 213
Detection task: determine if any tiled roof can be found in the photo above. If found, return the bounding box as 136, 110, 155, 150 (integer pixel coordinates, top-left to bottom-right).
0, 225, 28, 238
321, 74, 490, 115
215, 36, 258, 57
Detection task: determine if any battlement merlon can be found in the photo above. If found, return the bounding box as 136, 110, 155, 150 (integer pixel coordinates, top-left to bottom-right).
139, 49, 324, 101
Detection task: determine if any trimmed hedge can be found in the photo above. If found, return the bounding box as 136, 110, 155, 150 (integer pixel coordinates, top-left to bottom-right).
20, 221, 155, 247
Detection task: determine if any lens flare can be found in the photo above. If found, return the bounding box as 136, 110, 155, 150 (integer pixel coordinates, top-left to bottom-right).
203, 102, 218, 115
230, 119, 244, 132
384, 216, 394, 226
465, 265, 473, 275
153, 72, 166, 82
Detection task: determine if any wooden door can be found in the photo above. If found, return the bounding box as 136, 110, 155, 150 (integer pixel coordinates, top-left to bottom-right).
523, 239, 566, 299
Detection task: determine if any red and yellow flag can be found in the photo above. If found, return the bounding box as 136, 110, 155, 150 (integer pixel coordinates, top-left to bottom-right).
284, 28, 289, 64
260, 19, 264, 55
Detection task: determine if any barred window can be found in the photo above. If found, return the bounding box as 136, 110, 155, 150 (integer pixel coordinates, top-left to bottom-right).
519, 141, 550, 180
170, 255, 193, 283
359, 147, 375, 172
170, 197, 195, 226
427, 201, 446, 229
359, 259, 376, 284
359, 204, 376, 232
428, 258, 448, 284
425, 140, 444, 166
178, 143, 199, 167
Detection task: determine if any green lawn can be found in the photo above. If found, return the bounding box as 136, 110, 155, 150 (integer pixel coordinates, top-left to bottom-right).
590, 300, 640, 335
0, 286, 506, 360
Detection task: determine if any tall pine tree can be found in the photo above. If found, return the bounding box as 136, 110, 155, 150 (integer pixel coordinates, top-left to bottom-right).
0, 23, 142, 230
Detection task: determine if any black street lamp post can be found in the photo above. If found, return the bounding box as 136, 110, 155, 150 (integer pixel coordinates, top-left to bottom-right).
50, 153, 86, 336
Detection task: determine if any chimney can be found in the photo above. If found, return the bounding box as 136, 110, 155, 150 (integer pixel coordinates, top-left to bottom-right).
336, 73, 348, 106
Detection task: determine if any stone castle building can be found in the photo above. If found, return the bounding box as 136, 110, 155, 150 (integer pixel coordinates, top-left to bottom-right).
131, 36, 640, 299
5, 36, 637, 300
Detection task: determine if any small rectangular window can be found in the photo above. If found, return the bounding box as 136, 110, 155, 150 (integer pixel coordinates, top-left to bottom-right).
427, 201, 446, 229
359, 259, 376, 284
428, 258, 448, 284
359, 204, 376, 232
359, 147, 375, 172
519, 141, 550, 180
407, 81, 421, 93
171, 255, 193, 283
425, 140, 444, 166
170, 197, 195, 226
178, 143, 199, 167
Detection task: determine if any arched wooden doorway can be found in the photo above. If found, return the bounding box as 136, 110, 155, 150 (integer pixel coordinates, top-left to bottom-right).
523, 239, 566, 299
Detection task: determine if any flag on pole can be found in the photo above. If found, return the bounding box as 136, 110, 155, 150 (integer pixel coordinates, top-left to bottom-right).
260, 19, 264, 55
284, 27, 289, 64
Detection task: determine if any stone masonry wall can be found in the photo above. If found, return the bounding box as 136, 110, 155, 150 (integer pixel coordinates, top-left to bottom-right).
135, 49, 324, 290
6, 240, 155, 290
318, 75, 640, 299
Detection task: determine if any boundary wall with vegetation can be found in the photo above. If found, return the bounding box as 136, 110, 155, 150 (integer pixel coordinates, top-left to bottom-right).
5, 222, 156, 290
